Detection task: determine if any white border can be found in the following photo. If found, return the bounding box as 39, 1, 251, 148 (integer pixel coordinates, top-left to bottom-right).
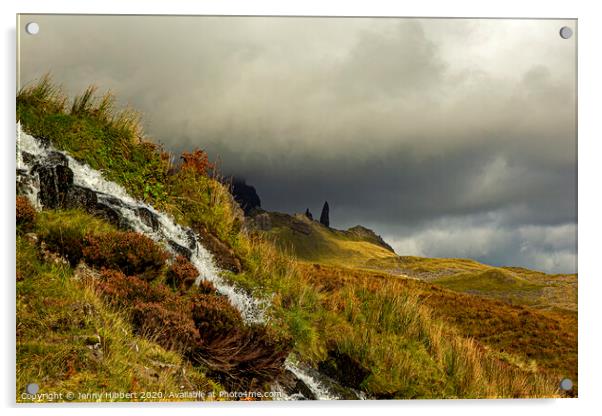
2, 1, 601, 416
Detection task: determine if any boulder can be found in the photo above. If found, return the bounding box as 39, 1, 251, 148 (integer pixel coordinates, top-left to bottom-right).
278, 369, 317, 400
65, 185, 98, 211
168, 240, 193, 260
32, 163, 74, 209
136, 207, 160, 231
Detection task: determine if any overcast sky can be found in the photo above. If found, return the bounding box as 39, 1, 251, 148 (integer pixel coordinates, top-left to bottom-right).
19, 15, 577, 273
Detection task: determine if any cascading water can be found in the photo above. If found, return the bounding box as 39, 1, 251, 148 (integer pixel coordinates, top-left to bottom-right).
16, 123, 348, 400
17, 123, 265, 323
284, 360, 341, 400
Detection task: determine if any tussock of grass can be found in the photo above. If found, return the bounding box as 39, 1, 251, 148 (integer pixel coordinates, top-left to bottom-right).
18, 75, 168, 206
330, 281, 559, 398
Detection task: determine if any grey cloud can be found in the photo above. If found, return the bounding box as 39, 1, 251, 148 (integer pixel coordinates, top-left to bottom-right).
382, 220, 577, 274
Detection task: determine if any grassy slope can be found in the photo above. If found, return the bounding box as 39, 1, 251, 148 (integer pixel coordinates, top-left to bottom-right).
16, 77, 567, 399
263, 212, 398, 268
17, 225, 221, 402
269, 220, 577, 313
365, 255, 578, 312
266, 215, 577, 391
298, 265, 577, 389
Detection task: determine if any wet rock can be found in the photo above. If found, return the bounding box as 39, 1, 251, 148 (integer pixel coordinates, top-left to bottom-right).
32, 163, 74, 209
168, 240, 193, 260
20, 151, 37, 166
295, 379, 317, 400
185, 229, 197, 250
194, 224, 242, 273
136, 207, 160, 231
318, 350, 370, 390
65, 185, 98, 211
101, 195, 125, 208
46, 151, 68, 166
278, 369, 317, 400
93, 202, 130, 230
36, 136, 51, 148
16, 169, 35, 197
289, 376, 317, 400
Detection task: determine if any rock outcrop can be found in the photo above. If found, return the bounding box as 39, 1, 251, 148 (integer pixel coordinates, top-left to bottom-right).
347, 225, 395, 253
230, 178, 261, 215
319, 201, 330, 227
304, 208, 313, 220
21, 153, 134, 230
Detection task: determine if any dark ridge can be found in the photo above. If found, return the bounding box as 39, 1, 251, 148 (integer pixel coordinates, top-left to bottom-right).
230, 177, 261, 215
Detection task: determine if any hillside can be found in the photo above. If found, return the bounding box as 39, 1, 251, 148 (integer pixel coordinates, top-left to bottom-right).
249, 210, 398, 268
16, 77, 573, 401
260, 215, 577, 313
248, 203, 577, 392
364, 255, 577, 312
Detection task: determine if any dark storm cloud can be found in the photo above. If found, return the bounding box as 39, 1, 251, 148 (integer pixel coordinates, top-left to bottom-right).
19, 16, 577, 272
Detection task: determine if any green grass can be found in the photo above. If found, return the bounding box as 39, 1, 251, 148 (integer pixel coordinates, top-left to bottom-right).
18, 76, 170, 207
297, 264, 577, 397
355, 254, 577, 312
16, 234, 222, 402
434, 268, 545, 307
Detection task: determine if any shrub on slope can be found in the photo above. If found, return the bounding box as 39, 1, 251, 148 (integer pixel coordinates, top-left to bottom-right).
16, 233, 221, 402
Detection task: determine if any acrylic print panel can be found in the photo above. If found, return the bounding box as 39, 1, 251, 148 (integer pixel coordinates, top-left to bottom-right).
16, 15, 577, 402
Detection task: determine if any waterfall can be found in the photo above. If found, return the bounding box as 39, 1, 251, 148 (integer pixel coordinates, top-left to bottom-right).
16, 123, 354, 401
283, 360, 341, 400
17, 123, 265, 323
